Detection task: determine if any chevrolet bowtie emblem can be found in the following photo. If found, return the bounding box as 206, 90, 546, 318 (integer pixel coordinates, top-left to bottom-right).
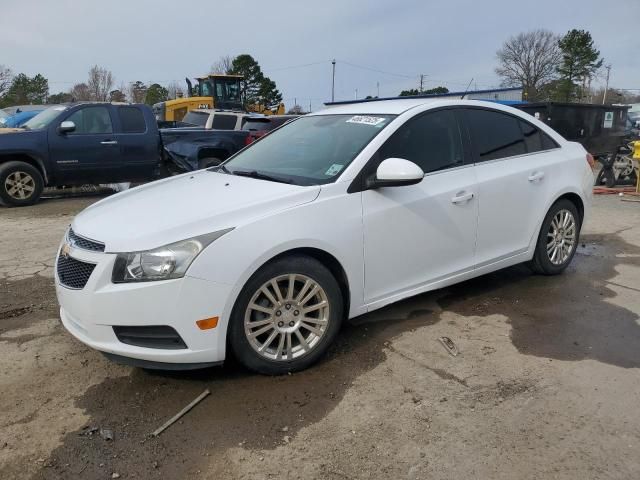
61, 243, 71, 258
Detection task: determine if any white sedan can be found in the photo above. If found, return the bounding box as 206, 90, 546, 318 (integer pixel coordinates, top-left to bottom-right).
55, 98, 593, 374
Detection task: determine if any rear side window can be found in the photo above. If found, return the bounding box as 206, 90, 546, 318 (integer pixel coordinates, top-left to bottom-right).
182, 111, 209, 127
118, 107, 146, 133
243, 119, 272, 132
212, 114, 238, 130
466, 109, 526, 161
519, 119, 558, 153
378, 109, 464, 173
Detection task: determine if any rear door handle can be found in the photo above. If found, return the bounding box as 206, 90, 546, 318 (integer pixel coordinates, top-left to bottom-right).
528, 171, 545, 182
451, 191, 474, 204
100, 140, 118, 145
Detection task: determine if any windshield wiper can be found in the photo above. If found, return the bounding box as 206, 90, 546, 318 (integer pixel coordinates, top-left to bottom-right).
230, 169, 294, 184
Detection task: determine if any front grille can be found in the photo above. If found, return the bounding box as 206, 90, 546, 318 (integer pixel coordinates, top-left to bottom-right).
113, 326, 187, 350
57, 255, 96, 289
68, 229, 105, 252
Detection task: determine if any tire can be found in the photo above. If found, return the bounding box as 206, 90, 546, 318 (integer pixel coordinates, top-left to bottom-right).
0, 161, 44, 207
228, 255, 343, 375
529, 199, 581, 275
198, 157, 223, 169
595, 167, 616, 187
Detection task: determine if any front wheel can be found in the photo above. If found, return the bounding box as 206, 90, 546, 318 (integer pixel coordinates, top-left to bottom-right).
529, 199, 581, 275
228, 255, 343, 375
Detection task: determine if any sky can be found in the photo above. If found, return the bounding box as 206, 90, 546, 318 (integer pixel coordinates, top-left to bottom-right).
1, 0, 638, 111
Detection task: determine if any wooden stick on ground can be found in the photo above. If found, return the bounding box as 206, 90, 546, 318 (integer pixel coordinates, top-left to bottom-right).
152, 389, 211, 437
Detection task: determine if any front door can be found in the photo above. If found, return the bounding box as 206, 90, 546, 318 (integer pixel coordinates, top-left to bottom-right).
49, 105, 122, 184
361, 109, 478, 307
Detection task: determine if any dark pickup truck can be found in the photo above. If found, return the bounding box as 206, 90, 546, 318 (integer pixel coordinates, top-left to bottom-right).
0, 102, 252, 206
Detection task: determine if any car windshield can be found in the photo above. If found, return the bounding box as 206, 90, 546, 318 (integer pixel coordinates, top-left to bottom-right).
223, 114, 395, 186
22, 106, 68, 130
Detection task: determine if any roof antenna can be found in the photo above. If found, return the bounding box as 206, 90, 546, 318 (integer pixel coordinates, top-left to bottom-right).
460, 78, 474, 99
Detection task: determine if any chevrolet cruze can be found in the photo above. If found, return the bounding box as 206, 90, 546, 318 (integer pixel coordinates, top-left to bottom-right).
55, 98, 593, 374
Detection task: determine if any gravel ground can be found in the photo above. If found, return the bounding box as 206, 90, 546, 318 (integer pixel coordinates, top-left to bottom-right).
0, 193, 639, 480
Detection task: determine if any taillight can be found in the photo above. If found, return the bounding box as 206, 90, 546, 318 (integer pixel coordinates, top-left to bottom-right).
245, 134, 254, 146
586, 153, 596, 171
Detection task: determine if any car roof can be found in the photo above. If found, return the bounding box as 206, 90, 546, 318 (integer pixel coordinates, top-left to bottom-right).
311, 98, 521, 116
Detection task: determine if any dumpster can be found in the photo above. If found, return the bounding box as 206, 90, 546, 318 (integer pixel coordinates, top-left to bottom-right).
515, 102, 630, 156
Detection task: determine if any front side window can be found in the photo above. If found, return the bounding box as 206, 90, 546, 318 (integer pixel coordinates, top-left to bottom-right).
23, 106, 68, 130
182, 111, 209, 127
223, 114, 395, 185
65, 107, 113, 134
377, 109, 464, 173
466, 109, 526, 161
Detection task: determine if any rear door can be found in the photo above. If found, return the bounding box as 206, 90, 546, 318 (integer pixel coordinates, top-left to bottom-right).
464, 107, 561, 266
113, 105, 159, 181
48, 105, 121, 184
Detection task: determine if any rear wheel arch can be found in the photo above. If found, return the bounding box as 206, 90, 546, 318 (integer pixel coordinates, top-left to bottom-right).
555, 192, 584, 225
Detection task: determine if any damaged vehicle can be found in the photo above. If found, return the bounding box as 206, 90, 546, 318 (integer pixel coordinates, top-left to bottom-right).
55, 98, 593, 374
0, 103, 253, 206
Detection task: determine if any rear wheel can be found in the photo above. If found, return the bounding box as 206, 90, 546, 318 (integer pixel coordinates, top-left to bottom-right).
0, 161, 44, 207
529, 199, 580, 275
229, 255, 343, 375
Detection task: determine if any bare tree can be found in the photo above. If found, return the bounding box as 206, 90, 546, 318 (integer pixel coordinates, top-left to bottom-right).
495, 29, 561, 100
167, 80, 184, 99
87, 65, 114, 101
210, 55, 234, 74
0, 65, 13, 97
69, 83, 92, 101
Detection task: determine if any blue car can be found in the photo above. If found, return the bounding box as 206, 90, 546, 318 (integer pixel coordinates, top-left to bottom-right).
0, 109, 45, 128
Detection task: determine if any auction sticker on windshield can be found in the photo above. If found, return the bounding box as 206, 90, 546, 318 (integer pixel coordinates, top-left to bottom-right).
325, 164, 344, 176
346, 115, 387, 126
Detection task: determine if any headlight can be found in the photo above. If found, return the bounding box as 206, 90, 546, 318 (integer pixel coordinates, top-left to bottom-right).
111, 229, 232, 283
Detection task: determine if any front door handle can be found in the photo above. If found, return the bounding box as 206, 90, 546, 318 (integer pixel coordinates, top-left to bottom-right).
100, 140, 118, 145
528, 171, 545, 182
451, 191, 474, 204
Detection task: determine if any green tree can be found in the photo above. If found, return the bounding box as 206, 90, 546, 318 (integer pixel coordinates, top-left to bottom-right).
144, 83, 168, 105
128, 81, 147, 103
556, 29, 603, 101
256, 77, 282, 106
229, 54, 265, 104
399, 86, 449, 96
48, 92, 73, 104
109, 89, 127, 102
2, 73, 49, 106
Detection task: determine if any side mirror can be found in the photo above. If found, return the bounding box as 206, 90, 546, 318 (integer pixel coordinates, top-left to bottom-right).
368, 158, 424, 188
58, 120, 76, 134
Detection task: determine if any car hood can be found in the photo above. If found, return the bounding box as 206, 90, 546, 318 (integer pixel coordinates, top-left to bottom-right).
72, 170, 321, 252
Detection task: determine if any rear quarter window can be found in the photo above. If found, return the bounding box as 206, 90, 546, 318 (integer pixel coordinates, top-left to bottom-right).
118, 107, 146, 133
519, 119, 559, 153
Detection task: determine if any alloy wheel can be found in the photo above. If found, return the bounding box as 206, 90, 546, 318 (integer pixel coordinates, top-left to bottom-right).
244, 274, 330, 361
546, 209, 576, 265
5, 171, 36, 200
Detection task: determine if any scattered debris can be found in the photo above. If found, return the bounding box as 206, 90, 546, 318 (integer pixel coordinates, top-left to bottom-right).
438, 336, 459, 356
151, 389, 210, 437
100, 428, 114, 441
111, 473, 121, 479
281, 426, 289, 432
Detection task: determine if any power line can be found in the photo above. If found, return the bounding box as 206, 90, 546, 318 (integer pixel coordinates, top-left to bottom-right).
336, 59, 415, 79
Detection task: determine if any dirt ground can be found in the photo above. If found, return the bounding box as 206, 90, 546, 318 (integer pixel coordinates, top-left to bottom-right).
1, 194, 639, 480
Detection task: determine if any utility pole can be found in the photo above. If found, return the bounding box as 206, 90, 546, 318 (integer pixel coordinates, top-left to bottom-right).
355, 88, 358, 100
294, 97, 297, 107
331, 59, 336, 102
602, 65, 611, 105
309, 99, 312, 113
419, 74, 424, 93
376, 81, 380, 98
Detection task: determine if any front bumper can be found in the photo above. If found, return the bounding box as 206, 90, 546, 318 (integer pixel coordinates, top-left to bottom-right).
55, 242, 233, 367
